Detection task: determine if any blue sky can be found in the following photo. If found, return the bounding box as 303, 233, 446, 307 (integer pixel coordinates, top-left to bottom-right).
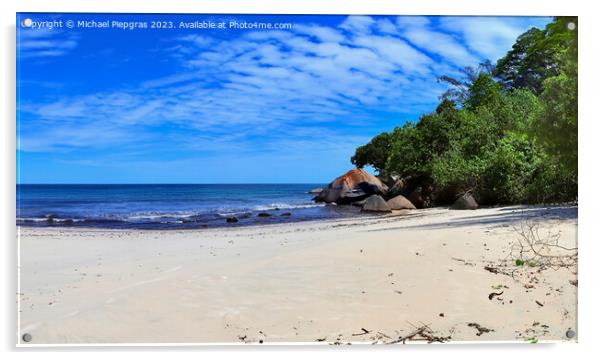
16, 14, 551, 184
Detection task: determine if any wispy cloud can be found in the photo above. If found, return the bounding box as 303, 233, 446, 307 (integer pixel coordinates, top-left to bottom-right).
18, 15, 550, 161
17, 28, 79, 59
438, 17, 551, 61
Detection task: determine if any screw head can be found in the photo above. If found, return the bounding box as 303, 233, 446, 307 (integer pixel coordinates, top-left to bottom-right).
567, 22, 576, 31
22, 333, 32, 342
566, 329, 576, 339
21, 18, 32, 28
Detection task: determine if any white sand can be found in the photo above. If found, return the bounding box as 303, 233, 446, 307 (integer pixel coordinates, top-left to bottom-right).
17, 205, 577, 345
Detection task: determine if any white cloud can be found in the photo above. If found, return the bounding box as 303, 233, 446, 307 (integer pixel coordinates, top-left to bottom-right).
396, 17, 479, 66
19, 16, 550, 156
339, 16, 375, 34
17, 29, 79, 59
438, 17, 551, 61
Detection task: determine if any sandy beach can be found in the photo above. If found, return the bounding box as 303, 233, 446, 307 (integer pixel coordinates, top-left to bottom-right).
17, 205, 577, 345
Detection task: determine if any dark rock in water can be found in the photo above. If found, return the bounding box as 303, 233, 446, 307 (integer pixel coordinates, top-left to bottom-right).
407, 187, 425, 209
361, 195, 391, 213
386, 195, 416, 210
45, 214, 57, 223
308, 188, 323, 194
451, 193, 479, 210
226, 216, 239, 223
62, 219, 75, 225
314, 169, 388, 204
386, 179, 407, 199
280, 212, 292, 217
257, 212, 272, 217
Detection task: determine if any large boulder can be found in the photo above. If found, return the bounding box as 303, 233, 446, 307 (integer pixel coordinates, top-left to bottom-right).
361, 195, 391, 212
377, 174, 398, 187
314, 169, 388, 204
451, 193, 479, 210
407, 187, 425, 209
386, 195, 416, 210
385, 179, 407, 199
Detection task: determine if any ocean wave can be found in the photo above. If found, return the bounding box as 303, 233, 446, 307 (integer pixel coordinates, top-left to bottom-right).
251, 203, 324, 211
17, 217, 86, 223
125, 211, 198, 221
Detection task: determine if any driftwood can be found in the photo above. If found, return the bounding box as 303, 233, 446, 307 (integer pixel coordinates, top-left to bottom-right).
352, 328, 371, 336
467, 322, 494, 336
488, 291, 504, 300
386, 323, 450, 344
509, 215, 577, 270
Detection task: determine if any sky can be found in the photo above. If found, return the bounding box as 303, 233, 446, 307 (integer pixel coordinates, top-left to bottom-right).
16, 13, 551, 184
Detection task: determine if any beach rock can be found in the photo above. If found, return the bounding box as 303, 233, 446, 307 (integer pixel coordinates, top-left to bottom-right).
226, 216, 239, 223
386, 195, 416, 210
451, 193, 479, 210
257, 212, 272, 217
314, 169, 388, 204
280, 212, 292, 217
361, 195, 391, 213
308, 188, 323, 194
407, 187, 426, 209
378, 174, 398, 187
351, 199, 367, 207
385, 179, 407, 199
45, 213, 57, 224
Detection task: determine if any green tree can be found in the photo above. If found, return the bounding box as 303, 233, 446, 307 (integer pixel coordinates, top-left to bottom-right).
351, 17, 577, 206
535, 53, 577, 175
464, 73, 502, 111
494, 17, 577, 94
350, 132, 392, 175
438, 61, 494, 104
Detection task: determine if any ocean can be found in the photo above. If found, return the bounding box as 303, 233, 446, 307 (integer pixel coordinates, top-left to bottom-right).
16, 184, 367, 229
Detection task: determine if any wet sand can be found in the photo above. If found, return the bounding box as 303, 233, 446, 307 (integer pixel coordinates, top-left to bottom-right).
17, 205, 577, 345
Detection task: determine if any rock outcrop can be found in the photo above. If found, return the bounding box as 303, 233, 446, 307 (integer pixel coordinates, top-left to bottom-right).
386, 195, 417, 210
361, 195, 391, 212
451, 193, 479, 210
407, 187, 426, 208
314, 169, 388, 204
385, 179, 407, 199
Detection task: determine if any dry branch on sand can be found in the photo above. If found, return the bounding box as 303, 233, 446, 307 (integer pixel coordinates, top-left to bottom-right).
386, 323, 451, 344
507, 215, 577, 270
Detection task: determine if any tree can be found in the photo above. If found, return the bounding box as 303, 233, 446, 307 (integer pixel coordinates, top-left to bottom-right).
535, 52, 577, 175
350, 132, 391, 174
438, 61, 494, 105
350, 17, 577, 206
464, 73, 502, 111
494, 17, 577, 94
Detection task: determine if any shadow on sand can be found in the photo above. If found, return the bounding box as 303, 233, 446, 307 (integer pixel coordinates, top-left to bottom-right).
365, 205, 577, 232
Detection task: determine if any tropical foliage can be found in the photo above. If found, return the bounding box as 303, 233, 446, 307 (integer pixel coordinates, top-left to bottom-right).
351, 17, 577, 205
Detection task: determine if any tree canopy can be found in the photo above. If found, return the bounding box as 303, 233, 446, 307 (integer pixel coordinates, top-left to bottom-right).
351, 17, 577, 205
